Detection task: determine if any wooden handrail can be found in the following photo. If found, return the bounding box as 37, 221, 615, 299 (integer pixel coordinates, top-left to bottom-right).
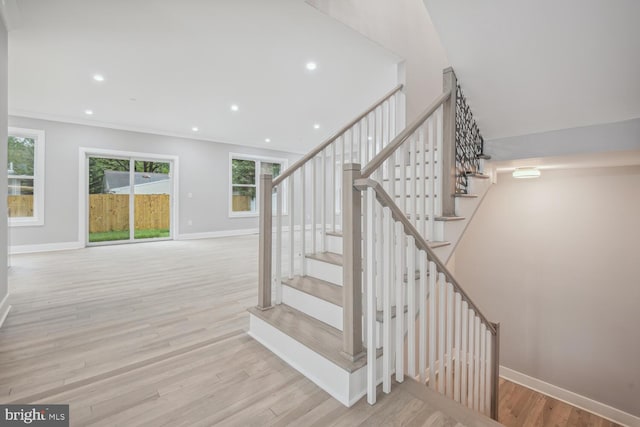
354, 177, 497, 335
360, 90, 451, 179
272, 84, 403, 187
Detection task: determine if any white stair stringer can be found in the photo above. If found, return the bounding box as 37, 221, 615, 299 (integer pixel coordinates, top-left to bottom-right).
433, 169, 494, 263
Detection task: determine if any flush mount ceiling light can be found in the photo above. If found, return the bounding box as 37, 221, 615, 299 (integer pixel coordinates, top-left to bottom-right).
230, 104, 239, 112
191, 126, 199, 132
368, 136, 373, 141
306, 61, 317, 71
313, 123, 320, 130
84, 109, 94, 116
265, 138, 271, 143
512, 167, 541, 179
92, 74, 105, 82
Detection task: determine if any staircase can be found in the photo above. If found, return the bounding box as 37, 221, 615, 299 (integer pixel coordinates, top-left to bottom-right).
248, 68, 500, 420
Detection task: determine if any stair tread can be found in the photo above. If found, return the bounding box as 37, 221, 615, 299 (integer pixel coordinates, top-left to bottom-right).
405, 214, 465, 222
282, 275, 342, 307
375, 304, 409, 322
307, 240, 450, 266
454, 193, 478, 198
325, 230, 343, 238
465, 172, 490, 179
248, 304, 367, 373
306, 251, 343, 266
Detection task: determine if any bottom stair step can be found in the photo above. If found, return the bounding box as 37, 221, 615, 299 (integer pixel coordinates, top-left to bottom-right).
248, 304, 365, 372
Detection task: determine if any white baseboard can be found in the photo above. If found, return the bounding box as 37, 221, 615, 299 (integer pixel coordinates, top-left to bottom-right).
10, 241, 84, 255
176, 228, 258, 240
0, 293, 11, 328
500, 366, 640, 427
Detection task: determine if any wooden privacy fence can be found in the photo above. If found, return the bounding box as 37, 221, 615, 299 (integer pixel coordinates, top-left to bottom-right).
8, 195, 34, 217
89, 194, 170, 233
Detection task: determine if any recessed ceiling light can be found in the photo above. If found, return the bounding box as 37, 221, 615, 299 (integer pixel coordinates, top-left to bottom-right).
313, 124, 320, 130
230, 104, 239, 112
512, 167, 541, 179
192, 126, 199, 132
306, 62, 317, 71
93, 74, 105, 82
265, 138, 271, 143
84, 109, 94, 116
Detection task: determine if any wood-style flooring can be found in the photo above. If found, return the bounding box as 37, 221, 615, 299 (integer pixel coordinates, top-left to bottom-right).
0, 236, 622, 426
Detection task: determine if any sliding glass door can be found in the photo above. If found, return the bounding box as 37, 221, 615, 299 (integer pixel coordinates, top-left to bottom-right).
87, 155, 173, 245
133, 160, 171, 240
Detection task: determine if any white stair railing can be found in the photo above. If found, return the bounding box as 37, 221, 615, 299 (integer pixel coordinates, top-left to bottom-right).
257, 84, 404, 360
352, 177, 499, 419
342, 67, 500, 420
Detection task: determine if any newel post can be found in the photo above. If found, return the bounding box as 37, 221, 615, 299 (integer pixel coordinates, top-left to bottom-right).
442, 67, 458, 216
342, 163, 364, 360
490, 322, 501, 420
257, 173, 273, 310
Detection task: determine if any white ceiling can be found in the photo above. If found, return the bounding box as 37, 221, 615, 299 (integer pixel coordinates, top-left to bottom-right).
8, 0, 400, 153
423, 0, 640, 140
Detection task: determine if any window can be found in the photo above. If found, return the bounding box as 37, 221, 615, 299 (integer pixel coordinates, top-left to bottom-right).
229, 154, 286, 217
8, 127, 45, 226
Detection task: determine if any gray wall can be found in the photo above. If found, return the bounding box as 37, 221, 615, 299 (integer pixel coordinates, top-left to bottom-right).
486, 118, 640, 161
0, 18, 7, 299
8, 116, 300, 246
453, 166, 640, 417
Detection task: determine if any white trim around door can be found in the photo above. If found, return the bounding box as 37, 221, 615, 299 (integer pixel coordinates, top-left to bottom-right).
78, 147, 180, 247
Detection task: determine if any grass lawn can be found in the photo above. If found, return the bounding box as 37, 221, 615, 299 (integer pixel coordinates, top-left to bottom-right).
89, 229, 170, 242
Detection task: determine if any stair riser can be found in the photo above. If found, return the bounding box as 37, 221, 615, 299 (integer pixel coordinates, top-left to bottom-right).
282, 286, 343, 330
326, 234, 342, 255
249, 313, 385, 407
306, 257, 343, 286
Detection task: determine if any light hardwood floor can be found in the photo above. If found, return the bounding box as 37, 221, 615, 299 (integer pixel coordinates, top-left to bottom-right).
0, 236, 621, 426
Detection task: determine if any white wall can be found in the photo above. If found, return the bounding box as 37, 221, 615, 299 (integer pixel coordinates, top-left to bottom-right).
8, 116, 300, 247
453, 166, 640, 418
306, 0, 449, 123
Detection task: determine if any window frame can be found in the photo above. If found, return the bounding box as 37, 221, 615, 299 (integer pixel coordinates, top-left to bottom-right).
228, 153, 288, 218
8, 127, 45, 227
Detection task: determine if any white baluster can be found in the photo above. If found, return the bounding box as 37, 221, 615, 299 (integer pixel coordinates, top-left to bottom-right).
407, 238, 416, 377
467, 308, 475, 409
427, 117, 435, 240
395, 221, 404, 383
418, 126, 426, 237
438, 273, 446, 395
321, 149, 326, 252
288, 176, 294, 278
485, 330, 492, 415
480, 322, 487, 414
276, 185, 282, 304
301, 165, 306, 276
461, 301, 468, 406
419, 251, 427, 383
428, 261, 437, 389
375, 201, 383, 312
454, 292, 462, 402
446, 282, 454, 398
409, 136, 417, 227
311, 158, 316, 255
435, 106, 444, 216
383, 206, 392, 394
331, 143, 336, 232
474, 315, 481, 411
